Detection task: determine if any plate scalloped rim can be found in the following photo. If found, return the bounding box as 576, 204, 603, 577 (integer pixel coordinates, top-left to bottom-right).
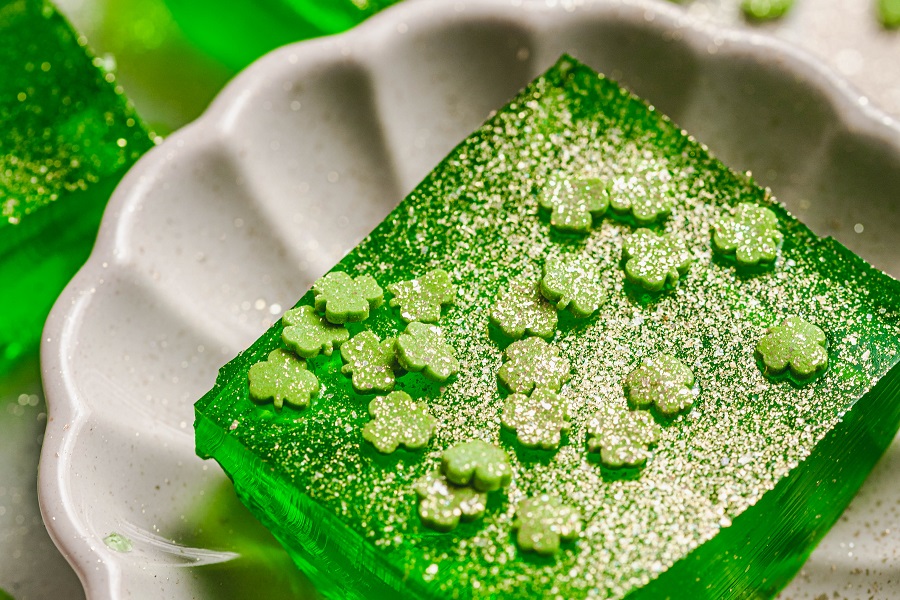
38, 0, 900, 598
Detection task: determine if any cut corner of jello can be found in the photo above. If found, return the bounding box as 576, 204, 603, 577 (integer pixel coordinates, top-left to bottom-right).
193, 55, 900, 599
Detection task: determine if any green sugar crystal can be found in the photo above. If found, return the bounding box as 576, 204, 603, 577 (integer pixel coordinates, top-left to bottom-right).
0, 0, 154, 372
195, 57, 900, 599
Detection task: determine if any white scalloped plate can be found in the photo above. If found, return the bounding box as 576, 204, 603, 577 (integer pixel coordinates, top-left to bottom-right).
39, 0, 900, 598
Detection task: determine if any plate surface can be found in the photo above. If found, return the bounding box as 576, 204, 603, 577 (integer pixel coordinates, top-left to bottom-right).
38, 0, 900, 598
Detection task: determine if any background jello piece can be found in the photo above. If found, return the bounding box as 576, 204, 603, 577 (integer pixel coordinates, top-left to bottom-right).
0, 0, 155, 373
195, 57, 900, 599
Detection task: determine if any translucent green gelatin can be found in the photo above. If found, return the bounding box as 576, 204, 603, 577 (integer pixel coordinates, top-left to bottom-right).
195, 57, 900, 599
0, 0, 154, 373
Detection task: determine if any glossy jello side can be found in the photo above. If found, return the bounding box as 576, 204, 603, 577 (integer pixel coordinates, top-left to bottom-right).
195, 57, 900, 599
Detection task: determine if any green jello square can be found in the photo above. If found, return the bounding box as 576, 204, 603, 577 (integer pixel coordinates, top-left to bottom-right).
194, 56, 900, 599
0, 0, 155, 371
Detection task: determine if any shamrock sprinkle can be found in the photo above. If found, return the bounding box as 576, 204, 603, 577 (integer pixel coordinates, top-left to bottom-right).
442, 440, 512, 492
586, 405, 661, 468
498, 337, 571, 395
501, 387, 572, 450
742, 0, 794, 20
538, 177, 609, 233
414, 470, 487, 532
712, 203, 783, 266
540, 256, 605, 318
362, 391, 436, 453
281, 305, 350, 359
490, 279, 558, 339
387, 269, 455, 323
312, 271, 384, 324
756, 316, 828, 382
340, 331, 397, 394
512, 494, 582, 555
622, 228, 692, 292
248, 349, 319, 410
609, 177, 675, 224
625, 354, 697, 416
880, 0, 900, 27
396, 322, 459, 383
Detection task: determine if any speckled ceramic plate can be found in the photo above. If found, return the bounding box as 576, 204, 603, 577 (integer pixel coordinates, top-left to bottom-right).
38, 0, 900, 598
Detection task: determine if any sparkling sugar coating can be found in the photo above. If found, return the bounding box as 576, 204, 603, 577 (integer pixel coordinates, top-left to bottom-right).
195, 58, 900, 599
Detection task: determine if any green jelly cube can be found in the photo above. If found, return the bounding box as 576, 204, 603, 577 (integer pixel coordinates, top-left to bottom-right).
0, 0, 155, 372
194, 57, 900, 599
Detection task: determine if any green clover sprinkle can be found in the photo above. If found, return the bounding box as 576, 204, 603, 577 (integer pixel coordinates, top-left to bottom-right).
540, 256, 605, 318
512, 494, 582, 555
413, 470, 487, 532
340, 331, 397, 394
622, 228, 692, 292
756, 316, 828, 382
489, 279, 557, 339
742, 0, 794, 21
712, 203, 783, 266
396, 322, 459, 383
441, 440, 512, 492
362, 391, 436, 453
312, 271, 384, 324
501, 387, 572, 450
498, 337, 571, 395
248, 349, 319, 410
880, 0, 900, 28
609, 177, 675, 225
387, 269, 455, 323
586, 405, 661, 468
281, 305, 350, 359
538, 177, 609, 233
625, 354, 697, 416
